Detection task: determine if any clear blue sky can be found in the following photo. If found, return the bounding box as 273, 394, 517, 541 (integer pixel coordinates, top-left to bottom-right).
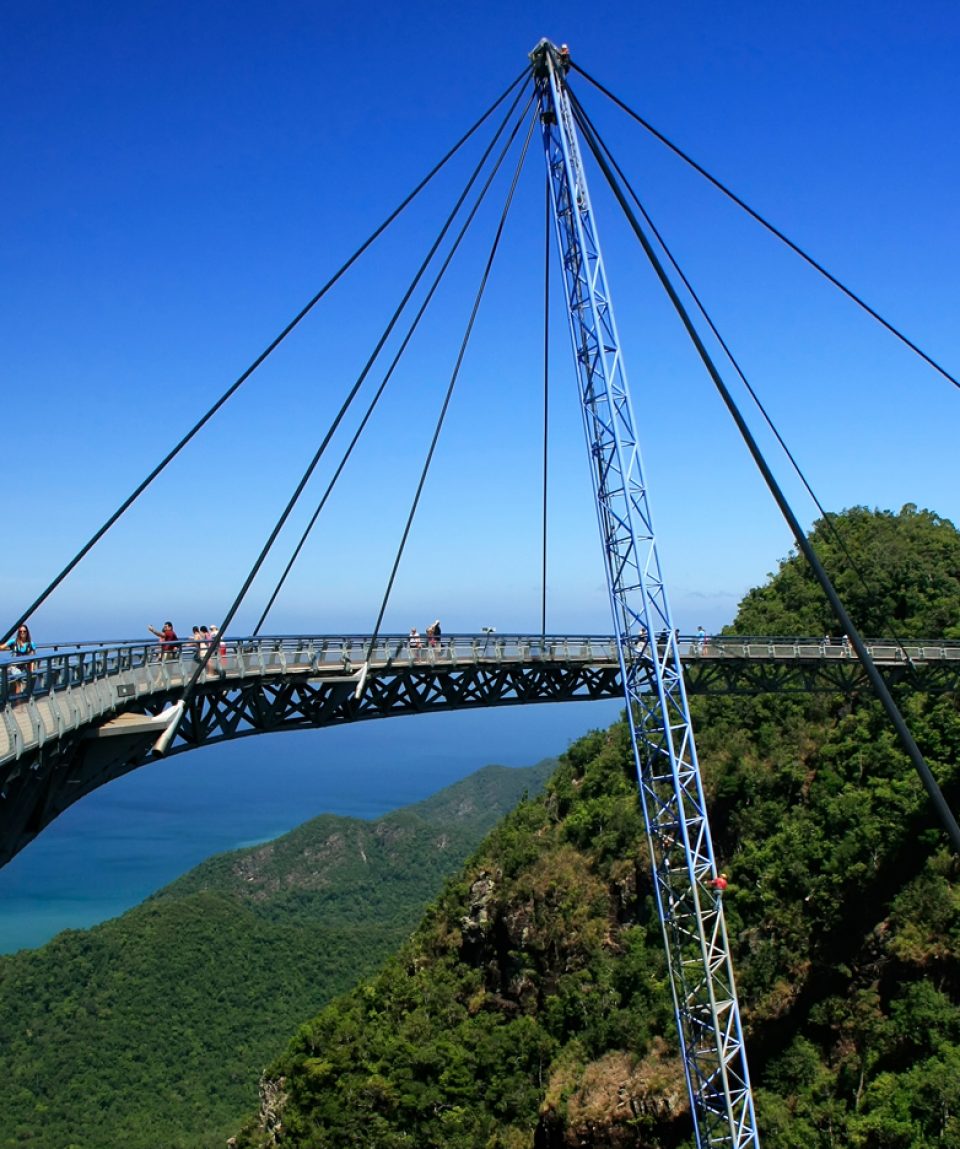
4, 0, 959, 643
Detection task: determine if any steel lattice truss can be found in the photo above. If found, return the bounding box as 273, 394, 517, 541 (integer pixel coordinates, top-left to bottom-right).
683, 656, 960, 696
531, 40, 760, 1148
0, 658, 621, 868
175, 662, 621, 744
2, 646, 949, 871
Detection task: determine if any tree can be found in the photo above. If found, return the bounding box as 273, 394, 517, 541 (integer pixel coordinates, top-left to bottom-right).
730, 504, 960, 638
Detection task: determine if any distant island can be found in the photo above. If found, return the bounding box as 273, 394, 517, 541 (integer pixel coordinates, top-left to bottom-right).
0, 758, 557, 1148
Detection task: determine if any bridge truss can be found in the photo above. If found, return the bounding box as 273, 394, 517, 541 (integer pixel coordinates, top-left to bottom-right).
4, 632, 952, 872
533, 39, 760, 1148
0, 635, 621, 867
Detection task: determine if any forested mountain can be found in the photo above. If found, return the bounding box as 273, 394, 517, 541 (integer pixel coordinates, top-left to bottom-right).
0, 759, 556, 1149
234, 506, 960, 1148
729, 503, 960, 639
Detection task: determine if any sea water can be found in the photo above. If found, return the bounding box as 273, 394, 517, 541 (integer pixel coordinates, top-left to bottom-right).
0, 700, 622, 953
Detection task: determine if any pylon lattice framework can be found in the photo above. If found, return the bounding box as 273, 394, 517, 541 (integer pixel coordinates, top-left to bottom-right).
531, 38, 760, 1149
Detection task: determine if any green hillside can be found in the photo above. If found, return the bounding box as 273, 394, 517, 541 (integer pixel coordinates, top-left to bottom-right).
234, 506, 960, 1148
0, 759, 556, 1149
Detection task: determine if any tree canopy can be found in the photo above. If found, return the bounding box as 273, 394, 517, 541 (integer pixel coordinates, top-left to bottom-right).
730, 504, 960, 639
0, 761, 555, 1149
233, 504, 960, 1148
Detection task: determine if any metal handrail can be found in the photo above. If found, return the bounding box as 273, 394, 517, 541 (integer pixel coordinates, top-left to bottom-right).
0, 634, 621, 707
2, 633, 955, 707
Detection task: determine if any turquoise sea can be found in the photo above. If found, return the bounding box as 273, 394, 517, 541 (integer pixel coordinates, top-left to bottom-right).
0, 700, 622, 954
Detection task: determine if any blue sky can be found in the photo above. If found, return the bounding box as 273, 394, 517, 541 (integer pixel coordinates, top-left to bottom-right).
4, 0, 959, 643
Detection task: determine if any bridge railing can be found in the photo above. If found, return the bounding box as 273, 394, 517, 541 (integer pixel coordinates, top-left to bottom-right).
0, 641, 164, 708
0, 634, 623, 707
687, 635, 960, 661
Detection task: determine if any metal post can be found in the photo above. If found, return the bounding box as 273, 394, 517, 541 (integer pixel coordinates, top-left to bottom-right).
531, 38, 760, 1148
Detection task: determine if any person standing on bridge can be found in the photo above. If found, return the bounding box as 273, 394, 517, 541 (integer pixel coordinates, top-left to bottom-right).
210, 625, 227, 660
148, 621, 179, 661
1, 624, 37, 696
1, 623, 36, 659
696, 626, 706, 653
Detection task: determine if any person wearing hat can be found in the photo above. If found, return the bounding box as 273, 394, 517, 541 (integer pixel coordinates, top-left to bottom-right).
707, 872, 728, 894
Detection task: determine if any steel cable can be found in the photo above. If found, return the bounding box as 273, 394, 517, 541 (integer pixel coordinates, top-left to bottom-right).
570, 95, 923, 678
2, 68, 529, 646
182, 93, 535, 701
569, 91, 960, 854
251, 89, 535, 635
364, 108, 539, 660
571, 60, 960, 394
541, 175, 551, 639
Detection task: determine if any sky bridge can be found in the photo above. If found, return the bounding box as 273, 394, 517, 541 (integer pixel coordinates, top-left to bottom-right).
5, 32, 960, 1149
1, 631, 956, 869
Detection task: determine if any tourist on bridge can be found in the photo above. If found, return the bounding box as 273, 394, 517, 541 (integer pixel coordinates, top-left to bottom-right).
426, 619, 442, 647
148, 621, 180, 660
408, 627, 422, 652
696, 625, 706, 653
210, 625, 227, 659
1, 623, 37, 696
1, 623, 36, 659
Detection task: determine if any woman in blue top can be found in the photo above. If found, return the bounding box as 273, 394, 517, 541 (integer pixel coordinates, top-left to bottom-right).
1, 623, 37, 695
1, 623, 36, 658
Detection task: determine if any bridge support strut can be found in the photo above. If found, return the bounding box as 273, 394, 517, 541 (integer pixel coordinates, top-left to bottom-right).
532, 38, 760, 1148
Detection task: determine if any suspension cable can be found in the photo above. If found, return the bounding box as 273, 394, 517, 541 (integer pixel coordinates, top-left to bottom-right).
181, 95, 535, 701
364, 109, 539, 660
571, 97, 922, 674
571, 60, 960, 395
2, 68, 529, 648
541, 174, 551, 639
569, 91, 960, 855
252, 90, 536, 635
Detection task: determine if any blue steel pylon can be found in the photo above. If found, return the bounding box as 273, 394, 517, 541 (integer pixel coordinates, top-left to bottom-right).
531, 39, 760, 1149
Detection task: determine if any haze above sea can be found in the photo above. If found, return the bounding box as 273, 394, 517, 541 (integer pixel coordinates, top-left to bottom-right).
0, 700, 622, 954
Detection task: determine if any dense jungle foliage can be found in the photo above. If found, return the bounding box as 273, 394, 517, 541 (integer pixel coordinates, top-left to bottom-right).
235, 505, 960, 1148
0, 760, 555, 1149
730, 503, 960, 639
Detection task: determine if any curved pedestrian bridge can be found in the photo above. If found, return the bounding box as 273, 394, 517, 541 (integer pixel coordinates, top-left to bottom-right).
1, 633, 956, 866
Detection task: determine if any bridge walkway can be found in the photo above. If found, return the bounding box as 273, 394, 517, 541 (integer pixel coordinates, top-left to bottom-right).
1, 633, 957, 868
3, 633, 957, 769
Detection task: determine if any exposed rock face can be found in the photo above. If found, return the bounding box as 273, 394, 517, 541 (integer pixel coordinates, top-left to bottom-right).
540, 1042, 686, 1147
256, 1073, 288, 1146
233, 725, 692, 1148
461, 868, 498, 935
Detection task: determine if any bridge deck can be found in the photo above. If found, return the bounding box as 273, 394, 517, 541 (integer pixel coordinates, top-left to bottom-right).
1, 633, 956, 868
2, 634, 957, 768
